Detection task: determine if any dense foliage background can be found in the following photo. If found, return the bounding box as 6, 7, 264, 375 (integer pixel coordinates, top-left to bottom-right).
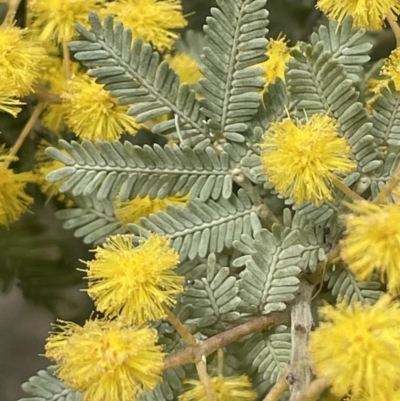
0, 0, 397, 400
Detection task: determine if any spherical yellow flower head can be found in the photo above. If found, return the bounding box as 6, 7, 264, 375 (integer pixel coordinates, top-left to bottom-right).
103, 0, 187, 51
0, 80, 25, 117
85, 234, 183, 324
39, 56, 80, 132
62, 75, 139, 141
309, 296, 400, 399
261, 114, 356, 205
0, 25, 45, 96
261, 36, 292, 89
0, 159, 35, 227
316, 0, 400, 30
45, 319, 164, 401
341, 201, 400, 293
179, 375, 257, 401
115, 195, 189, 226
166, 53, 202, 86
29, 0, 105, 44
380, 47, 400, 91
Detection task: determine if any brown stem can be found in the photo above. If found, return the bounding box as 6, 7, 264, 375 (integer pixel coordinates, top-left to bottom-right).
33, 88, 63, 104
262, 367, 289, 401
386, 12, 400, 47
296, 377, 330, 401
62, 39, 72, 81
331, 177, 364, 202
233, 171, 281, 229
164, 310, 288, 369
373, 161, 400, 204
164, 307, 197, 346
196, 358, 215, 401
305, 244, 341, 286
288, 279, 314, 401
3, 102, 47, 168
217, 348, 224, 376
2, 0, 21, 25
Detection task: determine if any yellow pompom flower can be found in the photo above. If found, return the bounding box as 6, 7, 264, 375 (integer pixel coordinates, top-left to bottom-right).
115, 195, 188, 226
102, 0, 187, 51
39, 56, 80, 133
84, 234, 183, 324
166, 53, 202, 86
0, 81, 25, 117
380, 47, 400, 91
62, 74, 139, 141
309, 295, 400, 399
260, 36, 292, 89
316, 0, 400, 30
29, 0, 105, 44
0, 25, 45, 96
0, 154, 36, 227
179, 375, 257, 401
45, 318, 164, 401
261, 114, 356, 205
341, 201, 400, 293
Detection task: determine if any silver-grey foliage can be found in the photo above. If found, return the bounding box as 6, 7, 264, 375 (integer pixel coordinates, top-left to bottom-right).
20, 369, 82, 401
20, 0, 396, 400
46, 139, 233, 201
128, 190, 261, 261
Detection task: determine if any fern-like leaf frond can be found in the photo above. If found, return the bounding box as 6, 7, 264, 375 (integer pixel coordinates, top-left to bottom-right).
200, 0, 268, 143
69, 13, 209, 146
325, 266, 383, 304
128, 190, 261, 261
181, 253, 241, 335
56, 194, 124, 244
234, 224, 325, 313
19, 368, 82, 401
311, 17, 372, 82
46, 140, 233, 202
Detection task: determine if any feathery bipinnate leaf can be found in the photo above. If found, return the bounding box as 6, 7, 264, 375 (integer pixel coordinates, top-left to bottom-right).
20, 368, 82, 401
368, 82, 400, 198
69, 13, 209, 147
180, 253, 242, 335
45, 140, 233, 202
233, 224, 325, 314
325, 267, 383, 304
200, 0, 269, 144
311, 16, 372, 82
240, 327, 291, 388
56, 194, 124, 245
128, 190, 261, 262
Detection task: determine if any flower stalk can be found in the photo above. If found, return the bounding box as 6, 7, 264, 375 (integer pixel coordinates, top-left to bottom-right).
4, 101, 47, 168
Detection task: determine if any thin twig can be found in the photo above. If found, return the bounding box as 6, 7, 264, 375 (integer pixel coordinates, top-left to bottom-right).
164, 307, 196, 346
196, 357, 216, 401
306, 244, 341, 286
373, 161, 400, 204
217, 348, 224, 376
331, 177, 364, 202
296, 377, 330, 401
288, 279, 314, 401
33, 88, 63, 104
386, 12, 400, 47
164, 310, 289, 370
62, 39, 72, 81
3, 0, 22, 25
262, 367, 289, 401
232, 171, 281, 229
3, 102, 47, 168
